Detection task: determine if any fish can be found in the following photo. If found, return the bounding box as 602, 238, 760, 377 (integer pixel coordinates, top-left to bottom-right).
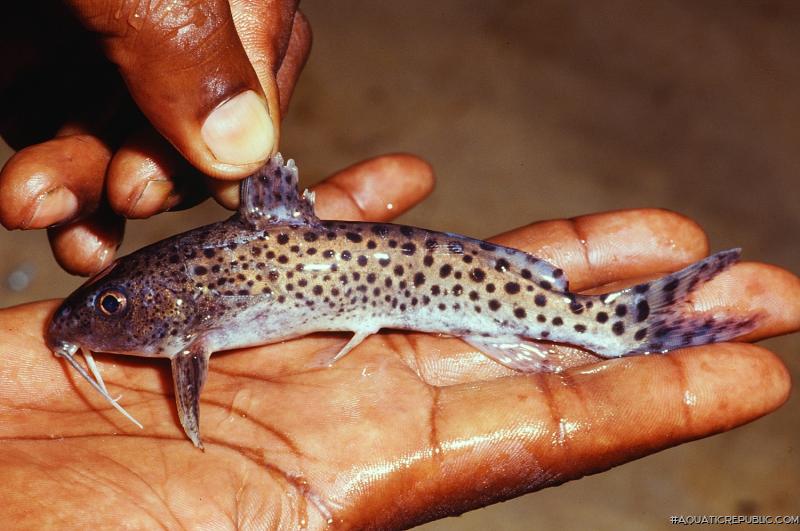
46, 154, 759, 448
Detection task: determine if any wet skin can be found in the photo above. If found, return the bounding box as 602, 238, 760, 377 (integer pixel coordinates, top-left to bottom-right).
0, 1, 310, 275
1, 158, 798, 528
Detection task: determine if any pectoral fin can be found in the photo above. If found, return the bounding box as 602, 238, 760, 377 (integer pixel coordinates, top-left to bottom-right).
171, 347, 210, 449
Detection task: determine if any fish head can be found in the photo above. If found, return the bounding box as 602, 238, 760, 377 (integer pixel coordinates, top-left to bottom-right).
47, 257, 193, 358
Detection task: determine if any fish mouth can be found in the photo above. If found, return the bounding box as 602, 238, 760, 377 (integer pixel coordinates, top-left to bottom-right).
51, 341, 143, 429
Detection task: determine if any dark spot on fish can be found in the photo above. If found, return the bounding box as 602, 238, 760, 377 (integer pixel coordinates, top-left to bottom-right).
414, 272, 425, 286
514, 308, 527, 319
574, 324, 586, 333
425, 238, 437, 250
298, 279, 308, 287
541, 331, 550, 338
521, 269, 532, 279
486, 283, 496, 293
400, 226, 414, 237
277, 255, 288, 264
636, 300, 650, 322
203, 248, 216, 258
341, 250, 352, 261
612, 321, 625, 335
367, 240, 377, 249
615, 305, 627, 317
495, 258, 510, 272
553, 269, 564, 278
453, 284, 463, 296
462, 255, 473, 264
357, 255, 368, 267
352, 272, 361, 281
634, 328, 648, 340
277, 234, 289, 245
384, 277, 393, 288
431, 285, 441, 295
469, 290, 479, 301
534, 294, 547, 307
488, 300, 501, 311
423, 255, 434, 267
268, 271, 279, 281
504, 282, 520, 294
470, 268, 485, 282
539, 280, 552, 290
663, 278, 679, 292
394, 265, 404, 276
552, 317, 563, 326
367, 273, 377, 284
537, 314, 546, 323
480, 242, 497, 252
346, 232, 363, 243
313, 285, 323, 295
596, 312, 609, 323
635, 283, 649, 294
439, 264, 452, 278
194, 266, 208, 275
401, 242, 416, 255
569, 302, 583, 314
438, 303, 446, 310
388, 239, 398, 248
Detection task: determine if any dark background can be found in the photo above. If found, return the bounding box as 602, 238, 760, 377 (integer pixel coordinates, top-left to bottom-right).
1, 2, 798, 528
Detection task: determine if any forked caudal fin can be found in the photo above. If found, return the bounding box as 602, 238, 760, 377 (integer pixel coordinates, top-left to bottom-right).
598, 248, 758, 356
466, 249, 759, 374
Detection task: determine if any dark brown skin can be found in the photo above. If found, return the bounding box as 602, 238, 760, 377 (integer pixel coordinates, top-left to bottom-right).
0, 0, 311, 275
0, 156, 798, 528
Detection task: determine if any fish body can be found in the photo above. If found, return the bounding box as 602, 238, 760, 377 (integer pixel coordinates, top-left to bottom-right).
46, 155, 757, 447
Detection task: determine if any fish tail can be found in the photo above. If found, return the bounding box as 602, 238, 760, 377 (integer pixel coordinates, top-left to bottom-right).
593, 249, 758, 356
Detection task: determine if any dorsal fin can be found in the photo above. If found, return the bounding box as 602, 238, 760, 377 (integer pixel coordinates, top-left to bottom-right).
239, 153, 319, 227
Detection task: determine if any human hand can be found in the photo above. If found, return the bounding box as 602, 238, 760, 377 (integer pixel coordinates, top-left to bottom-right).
0, 0, 310, 275
1, 155, 798, 529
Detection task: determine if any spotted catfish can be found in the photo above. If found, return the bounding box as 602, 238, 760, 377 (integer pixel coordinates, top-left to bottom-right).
46, 154, 758, 448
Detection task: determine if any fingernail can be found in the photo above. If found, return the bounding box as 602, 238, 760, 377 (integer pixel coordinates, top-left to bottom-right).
26, 187, 79, 228
128, 180, 176, 218
201, 90, 274, 166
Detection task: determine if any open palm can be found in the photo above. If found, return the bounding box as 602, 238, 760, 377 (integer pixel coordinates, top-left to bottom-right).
1, 156, 797, 529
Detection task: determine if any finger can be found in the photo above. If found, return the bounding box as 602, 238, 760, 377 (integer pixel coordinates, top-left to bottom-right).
275, 10, 312, 115
493, 208, 709, 292
106, 129, 198, 218
312, 154, 435, 221
47, 208, 125, 276
66, 0, 277, 178
210, 152, 435, 214
353, 344, 789, 529
0, 134, 111, 230
229, 0, 299, 114
690, 261, 800, 340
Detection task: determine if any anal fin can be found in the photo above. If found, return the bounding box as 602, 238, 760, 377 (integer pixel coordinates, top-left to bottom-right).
171, 346, 210, 449
464, 336, 564, 373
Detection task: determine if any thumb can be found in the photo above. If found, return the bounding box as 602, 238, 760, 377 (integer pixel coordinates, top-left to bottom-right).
66, 0, 277, 178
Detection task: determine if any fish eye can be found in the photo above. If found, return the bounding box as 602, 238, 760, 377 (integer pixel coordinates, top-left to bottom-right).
97, 290, 127, 316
